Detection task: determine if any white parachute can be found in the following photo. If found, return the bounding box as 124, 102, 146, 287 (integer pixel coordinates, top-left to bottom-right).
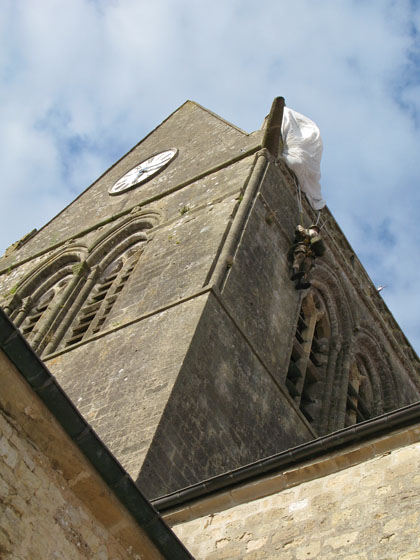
281, 107, 325, 210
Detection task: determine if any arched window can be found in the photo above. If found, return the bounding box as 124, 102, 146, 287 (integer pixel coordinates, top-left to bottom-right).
3, 210, 160, 356
64, 245, 143, 347
345, 356, 375, 426
51, 209, 160, 352
286, 290, 330, 428
4, 251, 85, 355
20, 274, 72, 339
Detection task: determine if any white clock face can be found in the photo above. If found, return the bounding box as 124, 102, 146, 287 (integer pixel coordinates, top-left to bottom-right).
109, 148, 177, 195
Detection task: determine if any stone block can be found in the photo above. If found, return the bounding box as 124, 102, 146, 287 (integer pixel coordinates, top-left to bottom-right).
206, 543, 244, 559
0, 476, 10, 499
0, 436, 18, 469
295, 540, 321, 559
408, 425, 420, 443
325, 531, 359, 549
333, 444, 375, 470
398, 552, 420, 560
184, 492, 235, 520
0, 413, 14, 440
284, 458, 338, 488
230, 474, 286, 506
372, 431, 412, 455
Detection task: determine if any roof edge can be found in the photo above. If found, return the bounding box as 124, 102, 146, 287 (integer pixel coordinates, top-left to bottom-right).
153, 399, 420, 512
0, 308, 193, 560
185, 100, 251, 135
0, 99, 254, 270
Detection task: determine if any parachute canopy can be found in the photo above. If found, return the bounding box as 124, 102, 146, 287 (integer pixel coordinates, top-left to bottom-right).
281, 107, 325, 210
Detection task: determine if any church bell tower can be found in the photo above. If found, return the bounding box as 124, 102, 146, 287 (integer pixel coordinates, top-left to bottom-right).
1, 98, 419, 501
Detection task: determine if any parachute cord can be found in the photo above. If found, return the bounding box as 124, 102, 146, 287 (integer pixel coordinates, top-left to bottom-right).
294, 176, 304, 226
294, 178, 321, 227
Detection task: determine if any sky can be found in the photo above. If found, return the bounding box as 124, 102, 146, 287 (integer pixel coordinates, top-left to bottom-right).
1, 0, 420, 353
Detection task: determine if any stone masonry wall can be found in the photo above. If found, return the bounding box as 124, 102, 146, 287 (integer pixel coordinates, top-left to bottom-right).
0, 102, 262, 271
0, 408, 145, 560
172, 439, 420, 559
137, 292, 313, 499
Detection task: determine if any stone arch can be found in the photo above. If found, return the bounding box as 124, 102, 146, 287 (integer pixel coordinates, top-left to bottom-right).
308, 259, 355, 433
55, 209, 161, 351
307, 259, 399, 431
86, 209, 160, 270
350, 327, 398, 416
285, 249, 360, 436
5, 245, 87, 354
285, 287, 332, 432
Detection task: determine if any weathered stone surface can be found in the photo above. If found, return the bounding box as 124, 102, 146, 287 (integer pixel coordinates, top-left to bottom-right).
0, 102, 262, 271
137, 292, 313, 499
0, 407, 159, 560
221, 162, 301, 380
46, 293, 209, 480
104, 156, 254, 324
172, 439, 420, 559
1, 99, 419, 512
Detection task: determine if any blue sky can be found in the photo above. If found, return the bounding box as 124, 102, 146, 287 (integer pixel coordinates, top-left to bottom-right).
1, 0, 420, 352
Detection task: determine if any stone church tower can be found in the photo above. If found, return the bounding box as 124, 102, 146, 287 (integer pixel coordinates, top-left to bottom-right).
1, 98, 419, 504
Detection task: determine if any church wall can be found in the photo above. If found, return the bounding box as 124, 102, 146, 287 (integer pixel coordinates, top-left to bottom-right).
0, 392, 167, 560
104, 155, 255, 324
0, 102, 261, 272
0, 409, 145, 559
317, 217, 420, 409
0, 147, 259, 493
137, 291, 314, 499
0, 152, 255, 353
170, 433, 420, 559
0, 150, 254, 293
46, 293, 210, 481
3, 141, 420, 498
221, 160, 301, 380
217, 155, 420, 437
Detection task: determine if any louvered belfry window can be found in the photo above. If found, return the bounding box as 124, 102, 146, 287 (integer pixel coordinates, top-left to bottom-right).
3, 211, 159, 357
20, 292, 55, 338
65, 248, 141, 347
16, 274, 73, 351
286, 292, 330, 428
345, 357, 374, 426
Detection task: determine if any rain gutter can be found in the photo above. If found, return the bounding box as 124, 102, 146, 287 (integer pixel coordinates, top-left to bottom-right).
153, 399, 420, 513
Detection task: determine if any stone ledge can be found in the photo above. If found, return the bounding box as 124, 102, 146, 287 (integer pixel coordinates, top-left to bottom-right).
164, 420, 420, 526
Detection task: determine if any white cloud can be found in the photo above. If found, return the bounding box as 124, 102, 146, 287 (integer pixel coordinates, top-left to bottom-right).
1, 0, 420, 353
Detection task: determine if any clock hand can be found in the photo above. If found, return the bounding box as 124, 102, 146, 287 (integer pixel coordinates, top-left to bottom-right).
109, 150, 176, 195
133, 167, 147, 181
132, 163, 161, 184
145, 157, 172, 171
144, 163, 162, 172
